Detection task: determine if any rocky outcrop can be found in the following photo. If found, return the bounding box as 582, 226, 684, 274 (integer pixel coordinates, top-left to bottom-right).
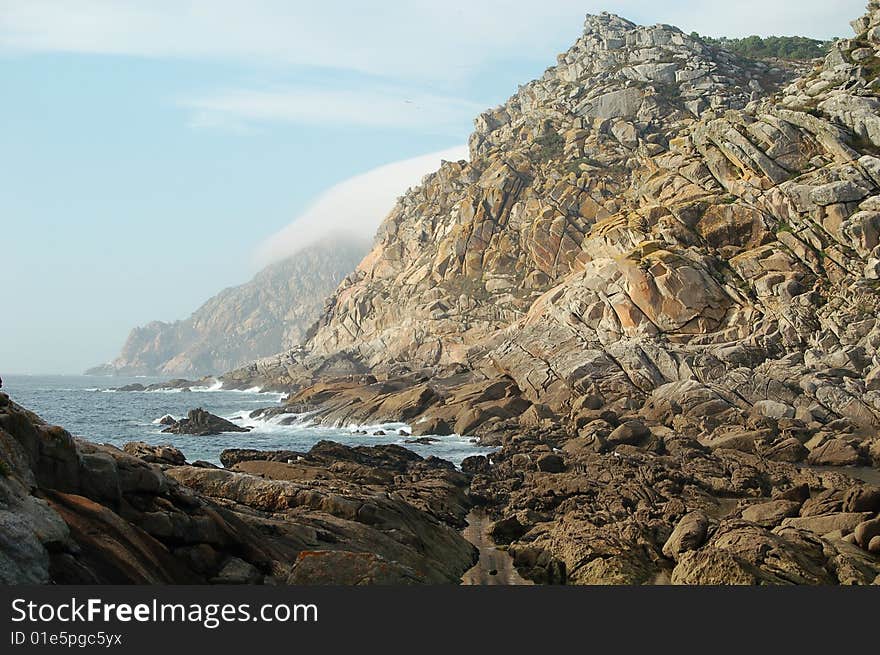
300, 14, 802, 372
0, 392, 475, 584
87, 238, 367, 377
230, 6, 880, 453
161, 408, 251, 436
215, 5, 880, 585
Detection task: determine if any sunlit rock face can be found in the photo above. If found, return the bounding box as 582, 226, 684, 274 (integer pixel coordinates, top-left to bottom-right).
292, 6, 880, 436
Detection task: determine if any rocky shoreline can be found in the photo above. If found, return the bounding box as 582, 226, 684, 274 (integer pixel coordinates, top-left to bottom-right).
5, 4, 880, 585
0, 392, 477, 584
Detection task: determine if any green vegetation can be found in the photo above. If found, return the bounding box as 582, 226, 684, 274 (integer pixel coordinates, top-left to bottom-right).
534, 131, 565, 161
563, 157, 596, 175
691, 33, 836, 61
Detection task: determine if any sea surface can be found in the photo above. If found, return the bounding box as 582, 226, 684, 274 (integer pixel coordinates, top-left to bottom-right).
2, 375, 495, 467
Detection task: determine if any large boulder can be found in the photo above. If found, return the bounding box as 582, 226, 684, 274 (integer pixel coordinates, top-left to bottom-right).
162, 409, 251, 436
662, 511, 709, 560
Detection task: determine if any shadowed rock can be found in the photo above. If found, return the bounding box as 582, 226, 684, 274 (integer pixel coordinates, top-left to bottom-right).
161, 408, 251, 436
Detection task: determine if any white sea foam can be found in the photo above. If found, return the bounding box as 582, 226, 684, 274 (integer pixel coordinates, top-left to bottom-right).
151, 414, 180, 425
190, 379, 224, 392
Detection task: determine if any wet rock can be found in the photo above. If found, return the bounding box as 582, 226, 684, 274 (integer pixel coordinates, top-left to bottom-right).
460, 455, 491, 475
161, 408, 251, 436
404, 437, 439, 445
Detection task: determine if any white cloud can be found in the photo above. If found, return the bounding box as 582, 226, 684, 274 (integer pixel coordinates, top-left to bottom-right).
256, 144, 469, 264
0, 1, 861, 81
180, 85, 483, 133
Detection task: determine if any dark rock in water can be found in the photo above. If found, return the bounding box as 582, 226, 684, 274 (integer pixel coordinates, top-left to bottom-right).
116, 383, 146, 392
123, 442, 186, 466
398, 429, 411, 436
163, 378, 200, 390
161, 408, 251, 436
309, 440, 423, 470
157, 415, 176, 426
405, 437, 439, 445
424, 456, 457, 471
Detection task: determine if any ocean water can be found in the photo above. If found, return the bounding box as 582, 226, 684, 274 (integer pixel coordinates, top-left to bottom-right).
2, 375, 494, 467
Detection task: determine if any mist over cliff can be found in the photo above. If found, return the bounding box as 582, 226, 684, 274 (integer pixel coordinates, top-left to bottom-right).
87, 237, 368, 377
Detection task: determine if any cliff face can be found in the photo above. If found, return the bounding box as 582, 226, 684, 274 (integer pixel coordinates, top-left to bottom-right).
215, 6, 880, 585
277, 7, 880, 434
306, 14, 804, 368
88, 238, 368, 377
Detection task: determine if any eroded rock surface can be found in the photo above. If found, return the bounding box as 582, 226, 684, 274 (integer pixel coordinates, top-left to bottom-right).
0, 394, 475, 584
218, 5, 880, 585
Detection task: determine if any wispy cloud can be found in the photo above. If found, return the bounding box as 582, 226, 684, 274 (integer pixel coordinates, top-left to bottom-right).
1, 1, 859, 80
180, 85, 483, 133
256, 144, 469, 264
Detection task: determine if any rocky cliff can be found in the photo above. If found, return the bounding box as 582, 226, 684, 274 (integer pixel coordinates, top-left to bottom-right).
241, 7, 880, 435
88, 238, 367, 377
219, 5, 880, 584
304, 14, 804, 369
7, 4, 880, 586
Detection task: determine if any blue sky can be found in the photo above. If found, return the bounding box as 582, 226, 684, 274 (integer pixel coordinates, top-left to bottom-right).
0, 0, 863, 374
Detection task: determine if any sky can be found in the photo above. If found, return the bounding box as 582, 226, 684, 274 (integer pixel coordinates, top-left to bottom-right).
0, 0, 864, 374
